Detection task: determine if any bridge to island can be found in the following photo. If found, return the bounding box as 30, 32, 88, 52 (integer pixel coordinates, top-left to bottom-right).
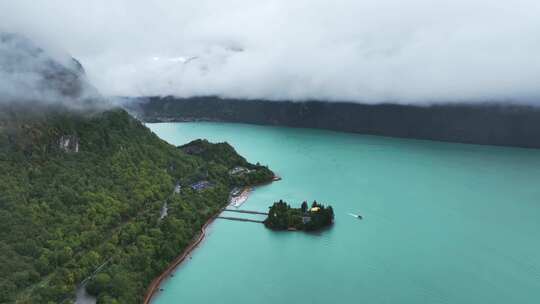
217, 209, 268, 224
223, 209, 268, 215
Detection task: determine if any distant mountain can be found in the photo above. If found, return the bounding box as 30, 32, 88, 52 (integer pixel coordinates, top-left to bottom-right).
129, 96, 540, 149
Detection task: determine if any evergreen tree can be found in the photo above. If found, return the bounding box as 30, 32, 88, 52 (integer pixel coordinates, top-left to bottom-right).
301, 201, 308, 213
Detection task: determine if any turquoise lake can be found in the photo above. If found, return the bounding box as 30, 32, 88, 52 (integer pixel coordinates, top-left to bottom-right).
148, 122, 540, 304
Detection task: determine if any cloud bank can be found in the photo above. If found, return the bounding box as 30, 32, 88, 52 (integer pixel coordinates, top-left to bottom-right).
0, 33, 106, 110
2, 0, 540, 104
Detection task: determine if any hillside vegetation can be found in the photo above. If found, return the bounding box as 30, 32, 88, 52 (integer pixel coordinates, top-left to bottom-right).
0, 104, 273, 303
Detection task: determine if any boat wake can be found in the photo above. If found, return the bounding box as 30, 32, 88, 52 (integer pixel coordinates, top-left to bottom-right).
348, 213, 363, 219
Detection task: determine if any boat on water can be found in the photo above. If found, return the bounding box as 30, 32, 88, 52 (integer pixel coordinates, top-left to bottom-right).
348, 213, 363, 219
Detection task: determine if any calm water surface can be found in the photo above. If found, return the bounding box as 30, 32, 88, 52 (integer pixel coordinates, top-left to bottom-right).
148, 122, 540, 304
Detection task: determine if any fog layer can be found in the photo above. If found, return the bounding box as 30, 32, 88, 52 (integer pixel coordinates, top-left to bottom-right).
2, 0, 540, 104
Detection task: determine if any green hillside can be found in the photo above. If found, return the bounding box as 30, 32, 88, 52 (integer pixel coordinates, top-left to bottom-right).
0, 105, 273, 303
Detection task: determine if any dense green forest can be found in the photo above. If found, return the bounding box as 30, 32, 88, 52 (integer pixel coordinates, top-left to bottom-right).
0, 104, 273, 303
264, 200, 334, 231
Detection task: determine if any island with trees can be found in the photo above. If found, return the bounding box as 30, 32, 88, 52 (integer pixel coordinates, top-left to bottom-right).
264, 200, 334, 231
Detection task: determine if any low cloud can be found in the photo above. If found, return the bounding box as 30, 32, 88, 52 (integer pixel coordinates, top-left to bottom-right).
2, 0, 540, 104
0, 33, 107, 109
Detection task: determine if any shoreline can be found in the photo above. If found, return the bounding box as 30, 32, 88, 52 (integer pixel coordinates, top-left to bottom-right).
141, 116, 540, 152
229, 187, 251, 207
135, 98, 540, 150
142, 208, 220, 304
142, 176, 279, 304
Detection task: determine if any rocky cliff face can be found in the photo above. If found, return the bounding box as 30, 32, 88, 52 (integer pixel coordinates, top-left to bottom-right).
58, 134, 79, 153
129, 96, 540, 149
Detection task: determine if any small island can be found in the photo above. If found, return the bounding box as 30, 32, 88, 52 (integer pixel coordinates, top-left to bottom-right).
264, 200, 334, 231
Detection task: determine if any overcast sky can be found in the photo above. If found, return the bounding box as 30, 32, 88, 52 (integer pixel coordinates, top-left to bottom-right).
2, 0, 540, 104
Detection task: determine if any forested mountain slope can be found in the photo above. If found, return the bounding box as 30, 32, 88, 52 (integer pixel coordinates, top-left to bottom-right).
0, 105, 272, 303
0, 33, 273, 303
131, 96, 540, 149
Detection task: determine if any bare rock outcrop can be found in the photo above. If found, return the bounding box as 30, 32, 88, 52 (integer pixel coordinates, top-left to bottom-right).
59, 135, 79, 153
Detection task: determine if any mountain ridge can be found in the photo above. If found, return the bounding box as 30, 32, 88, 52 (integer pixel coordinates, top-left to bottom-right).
129, 96, 540, 149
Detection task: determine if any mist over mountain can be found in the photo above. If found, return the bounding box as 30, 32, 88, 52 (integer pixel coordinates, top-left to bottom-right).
0, 32, 105, 109
3, 1, 540, 148
2, 0, 540, 104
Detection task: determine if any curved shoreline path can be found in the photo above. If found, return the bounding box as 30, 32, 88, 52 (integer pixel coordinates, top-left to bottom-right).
142, 210, 220, 304
143, 178, 278, 304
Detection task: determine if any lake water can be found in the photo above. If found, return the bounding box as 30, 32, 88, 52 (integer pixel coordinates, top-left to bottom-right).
148, 122, 540, 304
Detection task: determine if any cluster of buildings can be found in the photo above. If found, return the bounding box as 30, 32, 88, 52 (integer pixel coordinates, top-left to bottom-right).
190, 181, 212, 191
229, 166, 253, 176
302, 207, 320, 224
172, 180, 213, 194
